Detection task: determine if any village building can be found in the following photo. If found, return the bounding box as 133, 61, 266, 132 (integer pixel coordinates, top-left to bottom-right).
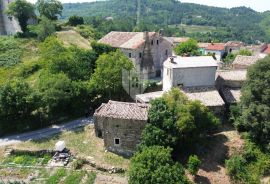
163, 37, 190, 47
162, 56, 218, 91
225, 41, 244, 54
261, 44, 270, 58
98, 31, 173, 79
204, 43, 226, 61
232, 55, 259, 70
94, 101, 149, 157
198, 42, 210, 55
216, 70, 247, 105
136, 56, 225, 115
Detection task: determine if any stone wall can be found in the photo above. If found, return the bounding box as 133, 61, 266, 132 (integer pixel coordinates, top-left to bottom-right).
94, 117, 147, 157
0, 0, 21, 35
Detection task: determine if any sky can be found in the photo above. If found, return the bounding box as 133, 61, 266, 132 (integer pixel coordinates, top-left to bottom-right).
26, 0, 270, 12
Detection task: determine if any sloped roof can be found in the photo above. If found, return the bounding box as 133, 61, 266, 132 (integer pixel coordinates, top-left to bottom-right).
233, 55, 259, 67
217, 70, 247, 82
164, 37, 190, 44
225, 41, 244, 47
136, 91, 164, 103
98, 31, 156, 49
182, 86, 225, 107
198, 43, 210, 48
94, 100, 149, 121
206, 43, 225, 51
263, 45, 270, 54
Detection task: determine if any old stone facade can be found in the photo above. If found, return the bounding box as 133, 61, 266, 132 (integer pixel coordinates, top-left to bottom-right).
0, 0, 21, 35
94, 101, 149, 157
99, 31, 173, 79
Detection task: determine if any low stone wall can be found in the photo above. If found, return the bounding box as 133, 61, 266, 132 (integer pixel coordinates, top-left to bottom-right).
10, 149, 55, 157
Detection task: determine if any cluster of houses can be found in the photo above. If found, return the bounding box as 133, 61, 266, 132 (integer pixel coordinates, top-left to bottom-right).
94, 31, 270, 157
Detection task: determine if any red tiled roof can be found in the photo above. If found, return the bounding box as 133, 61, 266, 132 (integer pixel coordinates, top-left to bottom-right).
98, 31, 156, 49
206, 43, 225, 51
225, 41, 244, 47
198, 43, 210, 48
263, 45, 270, 54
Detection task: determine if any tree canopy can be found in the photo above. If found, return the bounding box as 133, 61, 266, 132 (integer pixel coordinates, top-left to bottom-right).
129, 146, 189, 184
235, 56, 270, 146
5, 0, 35, 32
37, 0, 63, 20
173, 39, 200, 56
140, 88, 220, 150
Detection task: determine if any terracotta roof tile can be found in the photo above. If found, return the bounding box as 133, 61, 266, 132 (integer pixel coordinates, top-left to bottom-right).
206, 43, 225, 51
225, 41, 244, 47
198, 43, 211, 48
263, 45, 270, 54
94, 100, 149, 121
98, 31, 156, 49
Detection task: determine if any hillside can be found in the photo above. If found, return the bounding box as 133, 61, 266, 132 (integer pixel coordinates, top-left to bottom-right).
62, 0, 270, 43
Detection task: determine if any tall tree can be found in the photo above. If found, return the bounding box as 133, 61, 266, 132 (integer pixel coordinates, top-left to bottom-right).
129, 146, 190, 184
36, 0, 63, 20
174, 39, 200, 56
235, 56, 270, 145
5, 0, 35, 33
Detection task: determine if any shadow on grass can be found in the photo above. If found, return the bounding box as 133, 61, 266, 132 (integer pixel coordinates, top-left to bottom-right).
194, 175, 211, 184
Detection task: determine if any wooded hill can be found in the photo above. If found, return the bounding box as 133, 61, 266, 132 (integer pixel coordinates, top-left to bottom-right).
62, 0, 270, 44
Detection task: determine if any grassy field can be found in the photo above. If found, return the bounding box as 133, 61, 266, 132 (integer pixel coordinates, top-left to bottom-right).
169, 24, 217, 33
13, 125, 129, 169
56, 30, 91, 50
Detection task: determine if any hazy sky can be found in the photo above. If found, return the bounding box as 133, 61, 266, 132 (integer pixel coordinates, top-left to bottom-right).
27, 0, 270, 12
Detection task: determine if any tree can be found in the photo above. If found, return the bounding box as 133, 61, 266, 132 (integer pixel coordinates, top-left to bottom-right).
5, 0, 35, 33
68, 15, 84, 26
91, 41, 116, 56
238, 49, 252, 56
129, 146, 189, 184
34, 16, 56, 41
140, 88, 219, 149
0, 79, 37, 121
173, 39, 200, 56
89, 50, 133, 101
36, 0, 63, 20
235, 56, 270, 145
187, 155, 201, 175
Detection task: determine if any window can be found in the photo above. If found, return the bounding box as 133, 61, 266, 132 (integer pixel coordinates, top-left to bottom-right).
165, 50, 168, 56
139, 52, 142, 58
129, 53, 132, 58
156, 70, 161, 77
157, 40, 159, 45
114, 138, 120, 145
151, 40, 154, 45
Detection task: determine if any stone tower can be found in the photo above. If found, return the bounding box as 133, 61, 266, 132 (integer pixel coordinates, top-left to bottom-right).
141, 32, 155, 79
0, 0, 21, 35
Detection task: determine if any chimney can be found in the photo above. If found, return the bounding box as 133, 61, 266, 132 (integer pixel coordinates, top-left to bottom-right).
158, 29, 164, 36
143, 31, 149, 41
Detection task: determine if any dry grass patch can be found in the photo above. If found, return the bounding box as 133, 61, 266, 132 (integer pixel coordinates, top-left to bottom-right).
56, 30, 91, 50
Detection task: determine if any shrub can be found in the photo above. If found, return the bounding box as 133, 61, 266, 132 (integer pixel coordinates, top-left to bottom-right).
225, 155, 246, 181
72, 158, 86, 170
68, 15, 84, 26
187, 155, 201, 175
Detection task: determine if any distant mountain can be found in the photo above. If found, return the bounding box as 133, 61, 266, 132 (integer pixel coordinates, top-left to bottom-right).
62, 0, 270, 43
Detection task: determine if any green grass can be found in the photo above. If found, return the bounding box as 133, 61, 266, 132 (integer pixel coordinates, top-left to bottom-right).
86, 172, 96, 184
2, 153, 51, 166
15, 126, 130, 169
169, 24, 217, 33
47, 168, 67, 184
56, 30, 91, 49
63, 170, 87, 184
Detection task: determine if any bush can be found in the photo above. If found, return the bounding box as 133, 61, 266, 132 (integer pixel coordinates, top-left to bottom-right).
187, 155, 201, 175
68, 15, 84, 26
72, 158, 86, 170
129, 146, 190, 184
225, 155, 246, 181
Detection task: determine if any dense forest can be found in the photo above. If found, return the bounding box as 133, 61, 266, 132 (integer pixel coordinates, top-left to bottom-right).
62, 0, 270, 44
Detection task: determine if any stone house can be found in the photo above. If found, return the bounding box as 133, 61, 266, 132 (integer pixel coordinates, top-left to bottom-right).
204, 43, 226, 61
99, 31, 173, 79
216, 70, 247, 105
198, 43, 210, 55
163, 37, 190, 47
225, 41, 244, 54
94, 101, 149, 157
137, 56, 225, 115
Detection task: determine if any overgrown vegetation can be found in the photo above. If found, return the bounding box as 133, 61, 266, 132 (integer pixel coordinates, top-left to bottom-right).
226, 56, 270, 183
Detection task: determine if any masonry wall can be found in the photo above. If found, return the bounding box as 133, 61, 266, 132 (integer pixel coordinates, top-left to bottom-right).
0, 0, 21, 35
94, 116, 147, 157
